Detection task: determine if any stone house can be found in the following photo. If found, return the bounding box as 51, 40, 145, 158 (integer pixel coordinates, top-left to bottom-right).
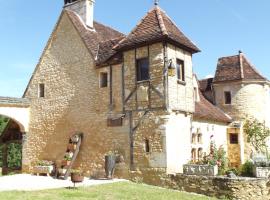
200, 52, 270, 166
0, 0, 269, 178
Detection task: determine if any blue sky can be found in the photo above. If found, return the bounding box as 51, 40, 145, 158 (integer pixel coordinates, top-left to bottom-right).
0, 0, 269, 97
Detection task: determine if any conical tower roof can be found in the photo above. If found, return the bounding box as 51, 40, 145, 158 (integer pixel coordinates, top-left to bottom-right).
114, 6, 200, 53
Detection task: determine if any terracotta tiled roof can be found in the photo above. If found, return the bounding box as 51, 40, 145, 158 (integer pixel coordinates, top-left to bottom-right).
96, 36, 125, 66
213, 52, 267, 83
114, 6, 200, 53
194, 91, 231, 123
66, 10, 125, 61
199, 78, 213, 93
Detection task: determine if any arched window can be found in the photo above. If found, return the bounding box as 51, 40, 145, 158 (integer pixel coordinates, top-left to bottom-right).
145, 139, 150, 153
198, 148, 203, 161
191, 148, 196, 162
197, 134, 202, 144
191, 133, 196, 144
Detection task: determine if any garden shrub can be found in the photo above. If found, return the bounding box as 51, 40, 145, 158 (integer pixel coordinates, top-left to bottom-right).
240, 161, 254, 177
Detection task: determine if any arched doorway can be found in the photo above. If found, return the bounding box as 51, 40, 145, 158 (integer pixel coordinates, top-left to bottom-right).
0, 115, 24, 175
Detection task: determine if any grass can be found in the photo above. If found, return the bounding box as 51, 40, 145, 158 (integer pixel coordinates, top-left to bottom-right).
0, 181, 217, 200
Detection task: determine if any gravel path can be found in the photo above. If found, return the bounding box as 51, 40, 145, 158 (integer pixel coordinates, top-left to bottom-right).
0, 174, 126, 191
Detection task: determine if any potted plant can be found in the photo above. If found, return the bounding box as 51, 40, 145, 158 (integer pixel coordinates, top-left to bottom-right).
105, 151, 117, 179
68, 143, 77, 151
33, 160, 54, 175
71, 135, 80, 143
71, 169, 84, 186
62, 152, 73, 166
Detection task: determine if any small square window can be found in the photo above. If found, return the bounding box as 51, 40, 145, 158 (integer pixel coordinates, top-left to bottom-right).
176, 59, 185, 81
100, 72, 108, 88
224, 91, 232, 105
230, 133, 238, 144
136, 58, 149, 82
39, 83, 45, 98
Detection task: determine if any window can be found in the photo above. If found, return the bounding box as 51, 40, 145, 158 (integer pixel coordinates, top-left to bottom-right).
224, 91, 232, 105
145, 139, 150, 153
100, 72, 108, 88
230, 133, 238, 144
198, 148, 203, 161
39, 83, 45, 98
197, 134, 202, 144
136, 58, 149, 81
191, 134, 196, 144
191, 148, 196, 162
176, 59, 185, 81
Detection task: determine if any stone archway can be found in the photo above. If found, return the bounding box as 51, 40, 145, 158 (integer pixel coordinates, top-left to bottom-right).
0, 97, 30, 175
0, 116, 25, 175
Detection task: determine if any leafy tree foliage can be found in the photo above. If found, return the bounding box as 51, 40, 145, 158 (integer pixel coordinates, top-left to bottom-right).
0, 116, 22, 169
244, 118, 270, 154
0, 116, 9, 135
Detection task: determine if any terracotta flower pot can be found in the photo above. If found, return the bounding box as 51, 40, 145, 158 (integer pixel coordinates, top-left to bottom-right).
71, 173, 84, 183
62, 160, 71, 166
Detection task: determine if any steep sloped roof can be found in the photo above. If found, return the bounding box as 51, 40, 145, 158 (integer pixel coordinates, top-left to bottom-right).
194, 91, 232, 123
66, 10, 125, 60
96, 36, 125, 66
114, 6, 200, 53
199, 78, 213, 93
213, 52, 267, 83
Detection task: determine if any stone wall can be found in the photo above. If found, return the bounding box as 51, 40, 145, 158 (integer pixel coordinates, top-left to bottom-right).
167, 44, 194, 113
214, 82, 270, 124
123, 43, 165, 111
130, 169, 270, 200
23, 13, 130, 175
132, 110, 167, 170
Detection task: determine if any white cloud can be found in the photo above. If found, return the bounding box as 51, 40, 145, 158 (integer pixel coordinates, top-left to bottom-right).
205, 74, 214, 79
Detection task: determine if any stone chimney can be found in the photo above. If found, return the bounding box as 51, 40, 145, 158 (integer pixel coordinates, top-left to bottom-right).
64, 0, 95, 29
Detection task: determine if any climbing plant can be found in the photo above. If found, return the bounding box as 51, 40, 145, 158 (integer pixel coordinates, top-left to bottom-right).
244, 118, 270, 154
7, 143, 22, 168
0, 116, 9, 135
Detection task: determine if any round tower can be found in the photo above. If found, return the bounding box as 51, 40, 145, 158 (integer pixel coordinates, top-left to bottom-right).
212, 51, 270, 126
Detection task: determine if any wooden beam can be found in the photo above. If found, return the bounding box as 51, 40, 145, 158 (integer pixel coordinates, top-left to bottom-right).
132, 111, 149, 132
121, 63, 126, 113
128, 112, 134, 170
124, 87, 137, 104
150, 85, 165, 99
109, 65, 113, 110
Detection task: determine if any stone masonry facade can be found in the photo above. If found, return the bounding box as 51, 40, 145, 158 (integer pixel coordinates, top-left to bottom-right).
1, 1, 270, 199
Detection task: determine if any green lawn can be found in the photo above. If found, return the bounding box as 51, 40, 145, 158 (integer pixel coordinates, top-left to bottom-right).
0, 182, 217, 200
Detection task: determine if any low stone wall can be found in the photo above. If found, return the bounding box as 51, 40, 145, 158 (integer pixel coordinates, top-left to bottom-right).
167, 175, 269, 200
130, 168, 270, 200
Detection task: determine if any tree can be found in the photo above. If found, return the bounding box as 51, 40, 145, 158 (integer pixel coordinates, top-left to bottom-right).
244, 118, 270, 154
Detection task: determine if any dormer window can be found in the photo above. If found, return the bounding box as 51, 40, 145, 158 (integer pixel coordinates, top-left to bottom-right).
39, 83, 45, 98
176, 59, 185, 82
136, 58, 149, 82
224, 91, 231, 105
